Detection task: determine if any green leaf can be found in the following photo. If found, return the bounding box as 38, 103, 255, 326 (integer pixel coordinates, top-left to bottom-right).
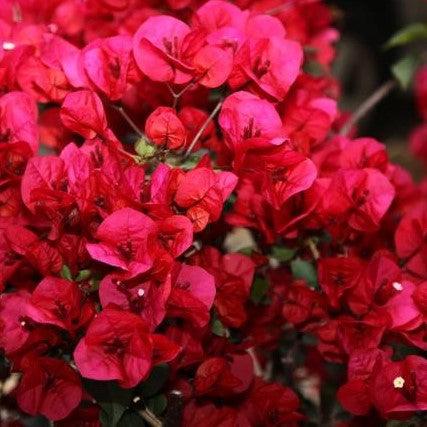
385, 23, 427, 49
290, 258, 317, 288
211, 317, 229, 337
392, 54, 420, 90
137, 364, 169, 398
75, 269, 91, 282
117, 411, 146, 427
146, 394, 167, 416
271, 246, 296, 262
250, 277, 270, 304
60, 265, 72, 281
84, 380, 132, 427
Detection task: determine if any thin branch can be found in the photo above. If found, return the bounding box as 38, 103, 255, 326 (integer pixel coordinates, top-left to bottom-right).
183, 100, 222, 159
115, 146, 139, 162
339, 79, 397, 136
140, 408, 163, 427
247, 347, 263, 377
167, 82, 195, 109
306, 238, 320, 260
114, 105, 144, 138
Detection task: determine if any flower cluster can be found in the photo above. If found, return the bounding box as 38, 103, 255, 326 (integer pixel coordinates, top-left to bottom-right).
0, 0, 426, 425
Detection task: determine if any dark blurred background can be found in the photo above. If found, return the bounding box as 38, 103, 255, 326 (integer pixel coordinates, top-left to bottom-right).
327, 0, 427, 176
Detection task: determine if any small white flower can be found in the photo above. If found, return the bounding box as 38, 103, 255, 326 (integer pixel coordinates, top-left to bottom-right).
137, 288, 145, 297
20, 321, 26, 327
2, 41, 15, 51
393, 376, 405, 389
392, 281, 403, 291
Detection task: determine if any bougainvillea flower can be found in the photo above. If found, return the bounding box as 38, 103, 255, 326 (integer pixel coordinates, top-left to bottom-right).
145, 107, 187, 149
192, 0, 246, 36
183, 401, 245, 427
74, 307, 177, 388
3, 224, 63, 278
338, 318, 386, 354
243, 378, 302, 426
133, 16, 193, 84
282, 280, 327, 325
230, 37, 303, 100
219, 91, 283, 150
281, 93, 337, 152
395, 205, 427, 279
164, 325, 204, 370
381, 280, 423, 332
0, 221, 35, 289
261, 153, 317, 209
16, 55, 70, 103
16, 357, 82, 421
339, 351, 427, 419
319, 168, 395, 234
83, 35, 133, 100
192, 45, 233, 88
21, 155, 74, 221
318, 256, 365, 309
192, 247, 255, 327
0, 91, 38, 153
60, 90, 108, 139
194, 353, 253, 397
86, 207, 155, 277
27, 277, 95, 333
99, 273, 172, 330
166, 263, 215, 328
152, 215, 193, 258
0, 0, 425, 424
346, 251, 401, 315
0, 291, 32, 355
174, 167, 238, 231
167, 264, 215, 328
340, 137, 388, 172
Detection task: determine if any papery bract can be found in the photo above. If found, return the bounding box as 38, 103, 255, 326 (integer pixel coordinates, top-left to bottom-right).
133, 16, 193, 84
16, 357, 82, 421
86, 207, 154, 277
74, 308, 154, 388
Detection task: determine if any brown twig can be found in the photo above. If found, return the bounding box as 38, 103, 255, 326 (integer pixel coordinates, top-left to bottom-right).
167, 83, 195, 109
140, 408, 163, 427
306, 238, 320, 260
339, 79, 397, 136
183, 100, 222, 159
247, 347, 263, 377
114, 104, 144, 138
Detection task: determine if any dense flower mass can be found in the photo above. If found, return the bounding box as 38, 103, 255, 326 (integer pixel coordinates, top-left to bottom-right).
0, 0, 426, 425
